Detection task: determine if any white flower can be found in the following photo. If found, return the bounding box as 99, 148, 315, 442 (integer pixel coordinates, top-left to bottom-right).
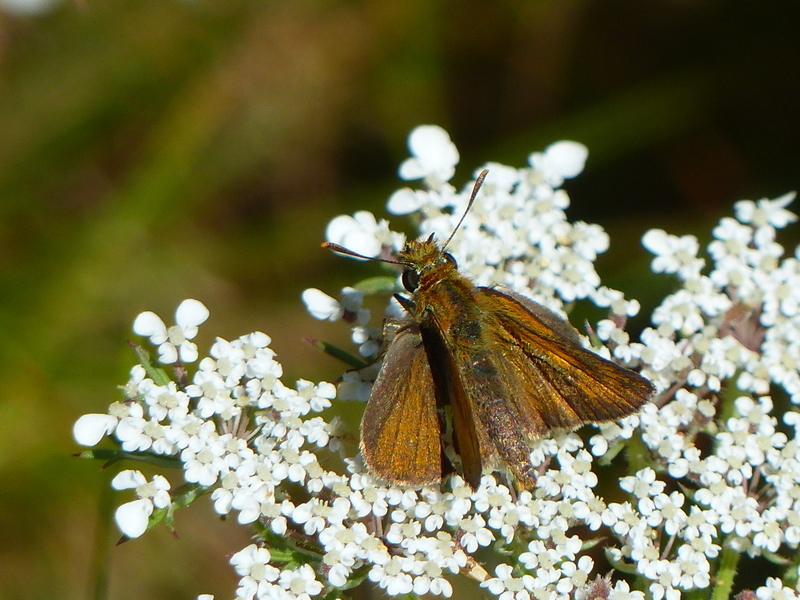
325, 211, 387, 258
672, 544, 710, 590
278, 564, 323, 598
114, 402, 154, 452
735, 192, 797, 229
398, 125, 459, 188
756, 577, 800, 600
642, 229, 704, 279
481, 563, 533, 600
76, 125, 800, 600
230, 543, 280, 581
111, 470, 171, 538
458, 514, 494, 552
368, 557, 415, 596
620, 468, 663, 499
133, 299, 209, 364
557, 555, 593, 594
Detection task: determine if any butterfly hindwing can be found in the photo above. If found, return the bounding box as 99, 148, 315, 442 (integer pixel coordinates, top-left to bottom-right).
420, 311, 485, 488
360, 324, 443, 486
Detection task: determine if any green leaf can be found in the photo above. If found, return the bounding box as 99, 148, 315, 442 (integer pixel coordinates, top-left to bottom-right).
336, 564, 372, 591
148, 505, 171, 531
580, 536, 606, 552
169, 483, 207, 509
132, 343, 172, 386
354, 276, 398, 295
604, 548, 638, 574
76, 447, 183, 470
761, 549, 792, 567
257, 525, 324, 565
308, 339, 369, 369
783, 547, 800, 586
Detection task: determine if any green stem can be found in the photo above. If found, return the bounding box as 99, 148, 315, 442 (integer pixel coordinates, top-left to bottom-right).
625, 430, 652, 476
90, 471, 114, 600
711, 539, 742, 600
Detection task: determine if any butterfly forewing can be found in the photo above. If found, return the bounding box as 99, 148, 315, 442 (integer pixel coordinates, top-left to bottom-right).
475, 287, 654, 430
360, 324, 443, 486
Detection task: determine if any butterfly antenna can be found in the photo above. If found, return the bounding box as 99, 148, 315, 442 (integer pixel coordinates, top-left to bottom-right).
322, 242, 404, 265
441, 169, 488, 252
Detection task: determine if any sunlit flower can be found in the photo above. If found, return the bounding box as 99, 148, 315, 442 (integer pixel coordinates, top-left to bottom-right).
76, 125, 800, 600
133, 298, 209, 363
111, 470, 171, 538
398, 124, 459, 188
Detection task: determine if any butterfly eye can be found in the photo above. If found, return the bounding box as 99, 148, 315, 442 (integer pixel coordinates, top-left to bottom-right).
402, 268, 419, 292
443, 252, 458, 267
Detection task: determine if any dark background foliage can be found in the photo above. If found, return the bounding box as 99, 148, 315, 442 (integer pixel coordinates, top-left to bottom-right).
1, 1, 798, 598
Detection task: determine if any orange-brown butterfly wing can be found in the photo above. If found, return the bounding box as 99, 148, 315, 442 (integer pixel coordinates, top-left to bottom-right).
421, 311, 486, 488
360, 324, 443, 486
426, 297, 543, 486
475, 287, 654, 435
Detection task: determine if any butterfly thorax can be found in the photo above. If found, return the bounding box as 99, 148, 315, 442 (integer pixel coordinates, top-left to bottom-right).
396, 239, 484, 346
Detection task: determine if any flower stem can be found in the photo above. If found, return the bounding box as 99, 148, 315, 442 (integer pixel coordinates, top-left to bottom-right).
711, 539, 741, 600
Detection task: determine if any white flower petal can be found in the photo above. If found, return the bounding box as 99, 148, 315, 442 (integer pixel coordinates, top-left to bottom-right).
398, 158, 427, 181
158, 343, 178, 364
407, 125, 458, 167
152, 490, 171, 509
317, 381, 337, 399
115, 498, 153, 538
479, 163, 519, 192
528, 140, 589, 186
73, 413, 118, 446
232, 494, 261, 524
179, 340, 200, 363
302, 288, 343, 321
399, 125, 459, 184
132, 311, 167, 342
339, 232, 381, 258
175, 299, 209, 329
544, 141, 588, 179
211, 488, 233, 515
642, 229, 671, 255
111, 469, 147, 490
387, 188, 421, 215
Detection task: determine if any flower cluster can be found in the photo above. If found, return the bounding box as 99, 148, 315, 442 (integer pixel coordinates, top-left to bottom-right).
75, 125, 800, 600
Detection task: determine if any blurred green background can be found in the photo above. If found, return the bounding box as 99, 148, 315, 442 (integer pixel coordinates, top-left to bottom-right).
1, 1, 798, 599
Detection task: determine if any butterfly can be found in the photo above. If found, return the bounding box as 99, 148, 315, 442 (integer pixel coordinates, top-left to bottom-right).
325, 170, 654, 487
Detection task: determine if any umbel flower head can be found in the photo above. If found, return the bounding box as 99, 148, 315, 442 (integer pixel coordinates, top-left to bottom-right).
75, 125, 800, 600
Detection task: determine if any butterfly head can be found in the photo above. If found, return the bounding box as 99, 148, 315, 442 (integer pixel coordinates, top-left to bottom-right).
396, 235, 459, 293
323, 169, 487, 295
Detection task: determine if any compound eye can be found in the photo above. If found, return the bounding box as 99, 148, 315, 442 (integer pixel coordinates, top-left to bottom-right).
443, 252, 457, 267
402, 268, 419, 292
